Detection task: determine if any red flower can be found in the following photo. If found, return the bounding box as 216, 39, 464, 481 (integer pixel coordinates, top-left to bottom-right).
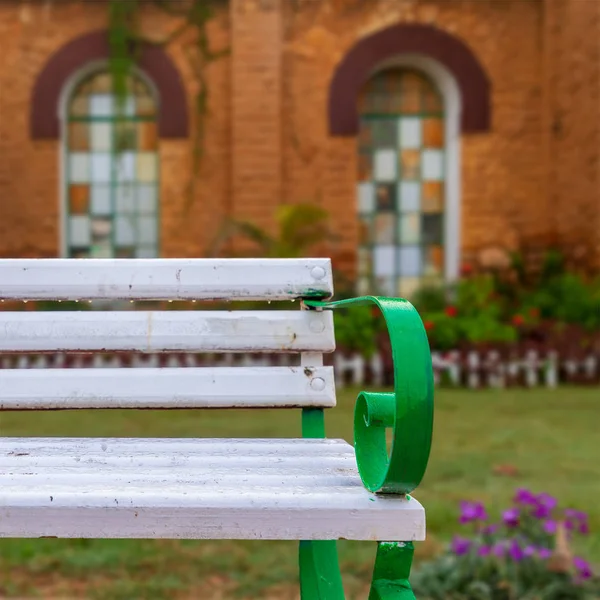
445, 306, 458, 318
529, 307, 540, 319
424, 320, 435, 331
512, 314, 525, 326
460, 263, 473, 276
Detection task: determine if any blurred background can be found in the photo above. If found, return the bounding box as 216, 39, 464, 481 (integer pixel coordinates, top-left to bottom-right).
0, 0, 599, 598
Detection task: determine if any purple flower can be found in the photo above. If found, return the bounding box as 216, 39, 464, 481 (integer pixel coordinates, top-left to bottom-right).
565, 509, 589, 534
459, 501, 488, 524
543, 519, 557, 534
573, 557, 593, 580
502, 508, 520, 527
492, 541, 507, 557
538, 548, 552, 560
451, 536, 471, 556
477, 545, 491, 557
532, 493, 557, 519
514, 488, 536, 505
508, 540, 525, 562
523, 545, 537, 558
482, 523, 499, 535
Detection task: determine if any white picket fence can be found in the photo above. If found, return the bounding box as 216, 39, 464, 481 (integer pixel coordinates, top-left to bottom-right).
1, 349, 599, 388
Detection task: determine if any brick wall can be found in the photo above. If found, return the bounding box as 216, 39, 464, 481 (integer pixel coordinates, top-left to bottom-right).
0, 0, 597, 274
546, 0, 600, 270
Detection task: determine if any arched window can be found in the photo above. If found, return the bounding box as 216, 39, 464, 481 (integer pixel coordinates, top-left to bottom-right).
64, 69, 159, 258
357, 68, 446, 298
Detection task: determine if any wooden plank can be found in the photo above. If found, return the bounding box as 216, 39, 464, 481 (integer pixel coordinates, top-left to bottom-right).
0, 438, 426, 541
0, 258, 333, 300
0, 311, 335, 353
0, 366, 336, 410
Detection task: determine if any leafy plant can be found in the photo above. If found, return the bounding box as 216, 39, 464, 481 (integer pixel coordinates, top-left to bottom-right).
412, 489, 600, 600
333, 305, 384, 358
207, 203, 336, 259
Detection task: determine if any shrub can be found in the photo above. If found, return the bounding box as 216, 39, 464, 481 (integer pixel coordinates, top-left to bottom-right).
412, 489, 600, 600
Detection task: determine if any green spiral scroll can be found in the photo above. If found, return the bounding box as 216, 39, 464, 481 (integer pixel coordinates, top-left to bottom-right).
305, 296, 434, 495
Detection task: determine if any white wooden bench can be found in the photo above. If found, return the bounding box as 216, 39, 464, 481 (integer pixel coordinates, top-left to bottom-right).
0, 258, 434, 599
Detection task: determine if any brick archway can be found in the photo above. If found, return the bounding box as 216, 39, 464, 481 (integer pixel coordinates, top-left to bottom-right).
30, 30, 189, 139
328, 23, 491, 136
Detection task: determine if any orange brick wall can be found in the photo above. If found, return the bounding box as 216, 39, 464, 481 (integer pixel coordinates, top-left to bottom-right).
0, 0, 598, 273
546, 0, 600, 270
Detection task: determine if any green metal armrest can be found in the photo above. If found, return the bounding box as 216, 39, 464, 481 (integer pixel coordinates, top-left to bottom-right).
305, 296, 434, 495
302, 296, 434, 599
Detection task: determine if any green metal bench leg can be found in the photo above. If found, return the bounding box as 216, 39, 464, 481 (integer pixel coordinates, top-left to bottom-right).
369, 541, 416, 600
299, 540, 345, 599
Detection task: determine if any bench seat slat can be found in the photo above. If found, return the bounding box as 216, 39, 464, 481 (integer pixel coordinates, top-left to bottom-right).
0, 367, 335, 410
0, 311, 335, 354
0, 438, 425, 541
0, 259, 333, 300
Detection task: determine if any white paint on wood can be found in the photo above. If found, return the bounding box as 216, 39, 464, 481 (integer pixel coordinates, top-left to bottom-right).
0, 258, 333, 300
0, 311, 335, 353
0, 367, 336, 410
545, 352, 558, 388
0, 438, 425, 541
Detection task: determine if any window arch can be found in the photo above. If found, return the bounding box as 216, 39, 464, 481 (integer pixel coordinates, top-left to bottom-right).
63, 68, 159, 258
357, 66, 454, 298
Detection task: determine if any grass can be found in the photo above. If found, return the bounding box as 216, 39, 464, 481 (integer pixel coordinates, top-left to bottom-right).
1, 387, 599, 598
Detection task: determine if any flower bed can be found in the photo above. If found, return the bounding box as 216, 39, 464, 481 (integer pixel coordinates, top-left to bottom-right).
412, 488, 600, 599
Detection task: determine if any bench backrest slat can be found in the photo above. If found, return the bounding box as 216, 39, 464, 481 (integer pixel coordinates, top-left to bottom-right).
0, 311, 335, 354
0, 259, 333, 300
0, 366, 335, 410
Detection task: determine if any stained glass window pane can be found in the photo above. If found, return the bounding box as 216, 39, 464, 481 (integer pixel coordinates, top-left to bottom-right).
374, 213, 395, 244
373, 245, 396, 277
398, 246, 422, 277
116, 186, 136, 213
398, 182, 420, 212
69, 153, 89, 183
137, 153, 157, 183
90, 186, 111, 216
136, 246, 156, 258
115, 152, 135, 182
69, 185, 89, 215
422, 150, 444, 181
90, 153, 111, 182
69, 215, 90, 246
424, 245, 444, 276
138, 185, 157, 214
399, 213, 420, 245
423, 214, 443, 245
139, 216, 158, 245
398, 118, 421, 149
374, 149, 397, 181
423, 118, 444, 148
423, 182, 444, 213
90, 94, 113, 117
115, 216, 136, 246
357, 183, 375, 214
90, 123, 111, 152
400, 150, 420, 180
371, 121, 397, 146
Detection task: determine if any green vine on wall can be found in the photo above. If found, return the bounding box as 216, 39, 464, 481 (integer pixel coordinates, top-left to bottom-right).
107, 0, 229, 184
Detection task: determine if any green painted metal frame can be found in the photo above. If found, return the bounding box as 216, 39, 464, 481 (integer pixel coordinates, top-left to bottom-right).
299, 296, 434, 599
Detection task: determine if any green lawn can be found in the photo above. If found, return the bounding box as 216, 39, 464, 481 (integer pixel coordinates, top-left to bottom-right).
1, 387, 599, 599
